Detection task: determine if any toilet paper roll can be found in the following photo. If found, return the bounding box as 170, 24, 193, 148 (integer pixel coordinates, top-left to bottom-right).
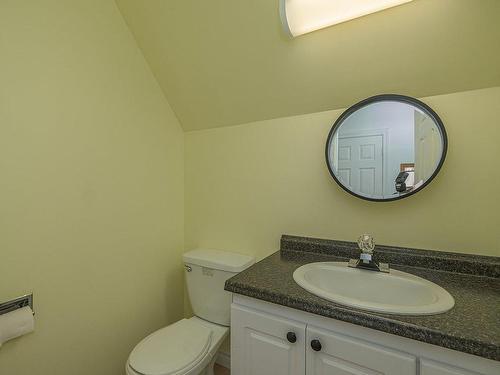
0, 306, 35, 348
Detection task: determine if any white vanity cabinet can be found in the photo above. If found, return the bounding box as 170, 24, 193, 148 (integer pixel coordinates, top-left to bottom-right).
231, 296, 499, 375
231, 304, 306, 375
306, 325, 416, 375
419, 360, 484, 375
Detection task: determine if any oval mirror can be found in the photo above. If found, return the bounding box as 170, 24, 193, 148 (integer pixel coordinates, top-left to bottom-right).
325, 94, 447, 201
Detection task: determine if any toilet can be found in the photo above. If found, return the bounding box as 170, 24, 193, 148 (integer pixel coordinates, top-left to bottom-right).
126, 249, 255, 375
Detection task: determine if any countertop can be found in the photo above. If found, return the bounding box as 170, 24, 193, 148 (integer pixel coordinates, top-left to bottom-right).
225, 235, 500, 361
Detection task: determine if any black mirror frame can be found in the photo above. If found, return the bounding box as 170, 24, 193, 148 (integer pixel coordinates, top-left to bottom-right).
325, 94, 448, 202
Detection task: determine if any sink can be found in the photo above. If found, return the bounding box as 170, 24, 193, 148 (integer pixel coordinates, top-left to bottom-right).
293, 262, 455, 315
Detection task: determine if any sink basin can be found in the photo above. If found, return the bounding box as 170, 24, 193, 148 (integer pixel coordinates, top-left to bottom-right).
293, 262, 454, 315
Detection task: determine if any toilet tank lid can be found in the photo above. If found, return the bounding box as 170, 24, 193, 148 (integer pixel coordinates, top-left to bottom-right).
183, 249, 255, 272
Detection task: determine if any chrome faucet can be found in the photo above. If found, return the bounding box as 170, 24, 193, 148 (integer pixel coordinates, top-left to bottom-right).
348, 234, 390, 273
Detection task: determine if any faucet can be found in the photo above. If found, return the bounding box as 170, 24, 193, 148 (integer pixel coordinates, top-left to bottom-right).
348, 234, 390, 273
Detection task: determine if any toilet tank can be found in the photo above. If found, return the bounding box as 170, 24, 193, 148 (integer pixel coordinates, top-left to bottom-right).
183, 249, 254, 326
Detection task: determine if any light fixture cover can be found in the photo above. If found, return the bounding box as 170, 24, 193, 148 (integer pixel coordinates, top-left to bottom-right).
280, 0, 414, 37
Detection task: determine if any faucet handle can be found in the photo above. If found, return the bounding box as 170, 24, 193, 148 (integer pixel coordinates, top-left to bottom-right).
357, 234, 375, 256
349, 234, 389, 272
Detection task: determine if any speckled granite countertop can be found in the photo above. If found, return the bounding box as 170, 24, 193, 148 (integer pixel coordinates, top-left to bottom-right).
225, 235, 500, 361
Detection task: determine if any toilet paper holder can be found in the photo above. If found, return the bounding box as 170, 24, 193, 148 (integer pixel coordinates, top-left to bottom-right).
0, 294, 34, 316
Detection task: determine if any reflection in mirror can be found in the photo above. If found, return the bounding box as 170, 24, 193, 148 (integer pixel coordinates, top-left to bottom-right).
326, 95, 447, 201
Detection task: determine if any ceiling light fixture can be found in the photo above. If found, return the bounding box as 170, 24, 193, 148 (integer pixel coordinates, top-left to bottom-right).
280, 0, 415, 38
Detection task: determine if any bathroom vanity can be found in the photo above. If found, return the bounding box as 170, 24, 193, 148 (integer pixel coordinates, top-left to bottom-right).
225, 235, 500, 375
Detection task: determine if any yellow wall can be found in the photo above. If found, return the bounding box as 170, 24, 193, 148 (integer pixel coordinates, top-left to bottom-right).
116, 0, 500, 130
0, 1, 184, 375
185, 87, 500, 259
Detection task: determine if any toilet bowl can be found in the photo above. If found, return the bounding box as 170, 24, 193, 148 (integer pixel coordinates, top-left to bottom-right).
126, 317, 228, 375
126, 248, 254, 375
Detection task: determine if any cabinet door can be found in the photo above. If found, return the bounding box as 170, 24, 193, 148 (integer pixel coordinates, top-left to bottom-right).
306, 325, 416, 375
420, 359, 484, 375
231, 304, 306, 375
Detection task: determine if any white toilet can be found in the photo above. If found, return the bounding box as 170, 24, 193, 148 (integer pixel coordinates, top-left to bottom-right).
126, 249, 254, 375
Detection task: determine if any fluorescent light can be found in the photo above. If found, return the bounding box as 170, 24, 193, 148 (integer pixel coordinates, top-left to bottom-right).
280, 0, 414, 37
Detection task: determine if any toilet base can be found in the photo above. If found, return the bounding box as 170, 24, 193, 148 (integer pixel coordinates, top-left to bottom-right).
200, 355, 217, 375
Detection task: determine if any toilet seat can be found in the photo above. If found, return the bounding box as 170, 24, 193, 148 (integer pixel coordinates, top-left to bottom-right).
128, 319, 213, 375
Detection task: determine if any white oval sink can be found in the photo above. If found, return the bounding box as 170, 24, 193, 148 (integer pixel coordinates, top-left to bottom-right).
293, 262, 454, 315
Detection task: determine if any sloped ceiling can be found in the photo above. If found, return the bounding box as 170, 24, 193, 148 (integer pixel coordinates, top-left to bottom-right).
116, 0, 500, 131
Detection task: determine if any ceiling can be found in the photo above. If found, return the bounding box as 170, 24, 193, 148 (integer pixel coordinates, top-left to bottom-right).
115, 0, 500, 131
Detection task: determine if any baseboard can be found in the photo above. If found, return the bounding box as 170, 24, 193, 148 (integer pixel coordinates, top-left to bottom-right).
216, 351, 231, 369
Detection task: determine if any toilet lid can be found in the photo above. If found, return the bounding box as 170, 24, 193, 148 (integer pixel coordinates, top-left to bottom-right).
128, 319, 213, 375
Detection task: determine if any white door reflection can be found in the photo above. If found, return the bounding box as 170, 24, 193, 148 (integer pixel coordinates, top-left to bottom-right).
337, 134, 383, 198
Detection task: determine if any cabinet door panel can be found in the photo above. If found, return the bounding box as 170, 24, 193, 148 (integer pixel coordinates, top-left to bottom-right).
231, 304, 306, 375
306, 325, 416, 375
421, 359, 483, 375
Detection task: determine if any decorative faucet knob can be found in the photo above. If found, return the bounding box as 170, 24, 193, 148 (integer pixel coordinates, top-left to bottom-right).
357, 234, 375, 255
